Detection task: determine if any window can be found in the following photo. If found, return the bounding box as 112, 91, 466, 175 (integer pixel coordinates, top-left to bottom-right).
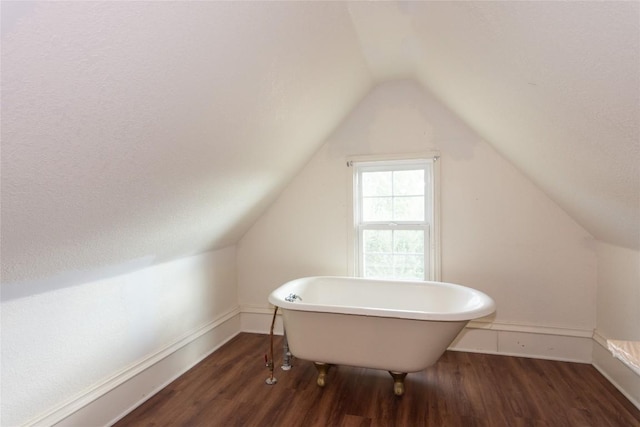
351, 157, 438, 281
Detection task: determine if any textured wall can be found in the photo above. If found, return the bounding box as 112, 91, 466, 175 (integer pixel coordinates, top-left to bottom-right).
593, 242, 640, 408
596, 243, 640, 341
349, 1, 640, 249
1, 247, 237, 426
238, 80, 597, 331
2, 1, 637, 296
1, 1, 372, 287
1, 2, 637, 421
3, 1, 638, 295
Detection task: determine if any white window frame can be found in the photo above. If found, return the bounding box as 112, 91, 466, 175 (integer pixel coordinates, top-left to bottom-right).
347, 153, 440, 281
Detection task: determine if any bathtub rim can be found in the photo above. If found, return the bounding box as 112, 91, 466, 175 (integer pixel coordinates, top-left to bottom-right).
268, 275, 496, 322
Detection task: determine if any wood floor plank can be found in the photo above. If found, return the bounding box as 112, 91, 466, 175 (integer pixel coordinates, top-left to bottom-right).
114, 333, 640, 427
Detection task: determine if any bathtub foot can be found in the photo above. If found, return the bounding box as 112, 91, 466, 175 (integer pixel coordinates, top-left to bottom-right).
314, 362, 331, 388
389, 371, 407, 396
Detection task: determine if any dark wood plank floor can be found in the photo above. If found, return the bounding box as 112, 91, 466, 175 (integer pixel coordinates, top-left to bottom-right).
115, 333, 640, 427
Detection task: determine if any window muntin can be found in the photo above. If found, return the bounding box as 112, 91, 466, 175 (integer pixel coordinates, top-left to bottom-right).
354, 159, 435, 281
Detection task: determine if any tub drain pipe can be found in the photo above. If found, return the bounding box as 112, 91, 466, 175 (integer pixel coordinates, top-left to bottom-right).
281, 329, 292, 370
265, 306, 278, 385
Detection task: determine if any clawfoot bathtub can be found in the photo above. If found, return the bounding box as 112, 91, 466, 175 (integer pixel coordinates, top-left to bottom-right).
268, 276, 495, 396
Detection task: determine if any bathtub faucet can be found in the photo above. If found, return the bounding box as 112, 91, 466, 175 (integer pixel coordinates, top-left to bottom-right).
285, 293, 302, 302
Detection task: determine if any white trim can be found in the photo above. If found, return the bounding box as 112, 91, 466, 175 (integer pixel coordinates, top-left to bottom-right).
239, 304, 283, 335
431, 156, 441, 281
446, 320, 593, 363
25, 307, 241, 427
593, 328, 608, 348
346, 161, 359, 277
592, 329, 640, 410
346, 151, 440, 164
466, 319, 594, 338
240, 303, 277, 315
348, 153, 440, 281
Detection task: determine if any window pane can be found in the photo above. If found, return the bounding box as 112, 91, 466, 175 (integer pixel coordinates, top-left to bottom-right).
393, 170, 424, 196
364, 253, 393, 278
393, 230, 424, 254
363, 230, 425, 280
363, 230, 392, 253
393, 196, 424, 221
355, 159, 434, 281
363, 197, 392, 221
393, 254, 425, 279
362, 171, 392, 197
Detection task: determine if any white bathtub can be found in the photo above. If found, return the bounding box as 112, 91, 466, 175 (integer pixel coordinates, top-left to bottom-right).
268, 276, 495, 395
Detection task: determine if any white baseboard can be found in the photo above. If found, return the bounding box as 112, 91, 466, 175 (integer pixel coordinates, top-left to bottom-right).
449, 319, 593, 363
240, 304, 283, 335
26, 307, 241, 427
592, 330, 640, 410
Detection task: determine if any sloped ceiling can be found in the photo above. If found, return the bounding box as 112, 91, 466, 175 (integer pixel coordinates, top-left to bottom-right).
2, 1, 638, 288
1, 1, 374, 286
348, 1, 640, 249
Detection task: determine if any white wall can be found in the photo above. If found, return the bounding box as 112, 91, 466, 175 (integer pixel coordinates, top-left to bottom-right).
595, 243, 640, 341
592, 242, 640, 406
1, 246, 239, 427
1, 1, 372, 287
238, 80, 598, 359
